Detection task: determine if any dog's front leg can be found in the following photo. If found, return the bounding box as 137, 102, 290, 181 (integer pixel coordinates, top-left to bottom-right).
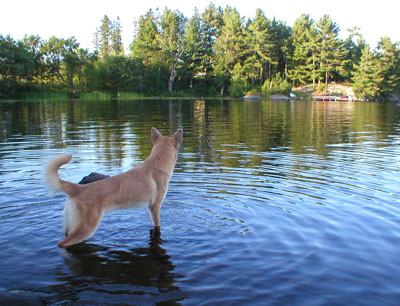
149, 189, 167, 227
149, 203, 161, 228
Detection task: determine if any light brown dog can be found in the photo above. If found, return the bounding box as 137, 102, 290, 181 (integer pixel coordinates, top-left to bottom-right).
45, 127, 182, 248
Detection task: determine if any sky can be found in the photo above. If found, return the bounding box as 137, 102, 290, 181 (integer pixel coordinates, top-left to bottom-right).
1, 0, 399, 52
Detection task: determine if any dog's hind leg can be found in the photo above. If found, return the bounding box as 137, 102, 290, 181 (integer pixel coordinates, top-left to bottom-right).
58, 229, 92, 248
59, 203, 103, 248
58, 216, 102, 248
62, 199, 80, 237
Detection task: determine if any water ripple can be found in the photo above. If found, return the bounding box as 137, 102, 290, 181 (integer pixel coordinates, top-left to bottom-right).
1, 100, 400, 305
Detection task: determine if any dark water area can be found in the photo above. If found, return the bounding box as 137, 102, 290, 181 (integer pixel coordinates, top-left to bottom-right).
1, 99, 400, 305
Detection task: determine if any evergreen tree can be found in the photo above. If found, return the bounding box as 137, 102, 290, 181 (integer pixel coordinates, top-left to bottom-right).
95, 15, 124, 57
229, 62, 250, 97
200, 3, 223, 76
130, 9, 169, 94
315, 15, 348, 87
376, 37, 400, 97
130, 9, 160, 64
343, 27, 367, 80
306, 24, 320, 87
214, 6, 246, 95
98, 15, 112, 58
245, 9, 275, 86
93, 27, 100, 53
3, 6, 400, 100
111, 16, 124, 55
158, 8, 186, 93
289, 14, 315, 86
181, 9, 204, 89
352, 45, 382, 100
269, 18, 291, 82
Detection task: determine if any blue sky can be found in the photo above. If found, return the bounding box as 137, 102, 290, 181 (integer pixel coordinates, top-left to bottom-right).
1, 0, 398, 51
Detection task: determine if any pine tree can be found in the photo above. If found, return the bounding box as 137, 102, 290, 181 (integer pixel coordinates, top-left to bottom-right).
315, 15, 348, 87
182, 9, 204, 88
376, 37, 400, 98
343, 27, 367, 80
245, 9, 275, 86
200, 3, 223, 75
352, 45, 382, 100
229, 62, 250, 96
269, 18, 291, 82
111, 16, 123, 55
289, 14, 315, 86
99, 15, 112, 58
158, 8, 186, 93
93, 27, 100, 53
305, 24, 320, 87
214, 6, 246, 95
130, 9, 160, 64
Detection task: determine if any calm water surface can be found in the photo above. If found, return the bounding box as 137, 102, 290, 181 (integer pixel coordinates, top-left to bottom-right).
1, 99, 400, 305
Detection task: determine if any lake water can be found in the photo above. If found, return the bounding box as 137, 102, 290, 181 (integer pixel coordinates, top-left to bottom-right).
1, 99, 400, 305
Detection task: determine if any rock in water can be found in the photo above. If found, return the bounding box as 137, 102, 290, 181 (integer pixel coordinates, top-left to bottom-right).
78, 172, 110, 184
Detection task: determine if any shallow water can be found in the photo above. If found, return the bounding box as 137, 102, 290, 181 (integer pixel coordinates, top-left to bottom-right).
1, 99, 400, 305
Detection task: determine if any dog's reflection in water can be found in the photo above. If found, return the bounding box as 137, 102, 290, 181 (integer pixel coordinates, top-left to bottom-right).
61, 228, 181, 297
57, 170, 181, 296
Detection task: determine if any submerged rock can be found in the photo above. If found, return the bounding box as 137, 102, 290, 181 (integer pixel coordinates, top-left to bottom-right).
78, 172, 110, 184
269, 94, 290, 100
0, 289, 50, 306
243, 95, 262, 100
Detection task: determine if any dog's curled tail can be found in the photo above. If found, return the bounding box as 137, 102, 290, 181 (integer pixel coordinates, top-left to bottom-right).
45, 154, 73, 195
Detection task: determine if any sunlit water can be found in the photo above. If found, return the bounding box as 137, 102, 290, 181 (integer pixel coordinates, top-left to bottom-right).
1, 99, 400, 305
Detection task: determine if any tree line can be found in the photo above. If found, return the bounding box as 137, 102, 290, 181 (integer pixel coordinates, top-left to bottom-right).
1, 3, 400, 100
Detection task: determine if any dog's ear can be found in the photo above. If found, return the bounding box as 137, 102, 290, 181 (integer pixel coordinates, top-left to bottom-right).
151, 127, 162, 144
173, 129, 183, 147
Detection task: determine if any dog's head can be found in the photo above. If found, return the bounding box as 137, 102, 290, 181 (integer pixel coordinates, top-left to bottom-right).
151, 127, 183, 149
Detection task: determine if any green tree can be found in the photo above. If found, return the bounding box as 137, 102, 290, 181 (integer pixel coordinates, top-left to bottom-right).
262, 73, 292, 95
96, 56, 125, 93
130, 9, 170, 94
158, 8, 186, 93
306, 23, 320, 87
200, 3, 223, 75
78, 51, 98, 92
315, 15, 348, 87
214, 6, 246, 95
343, 27, 367, 80
181, 9, 204, 89
375, 37, 400, 98
41, 36, 90, 96
130, 9, 160, 64
352, 45, 382, 100
21, 35, 43, 83
289, 14, 315, 86
111, 16, 124, 55
268, 18, 292, 82
229, 62, 250, 97
99, 15, 112, 58
93, 27, 100, 53
245, 9, 275, 86
0, 34, 42, 97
